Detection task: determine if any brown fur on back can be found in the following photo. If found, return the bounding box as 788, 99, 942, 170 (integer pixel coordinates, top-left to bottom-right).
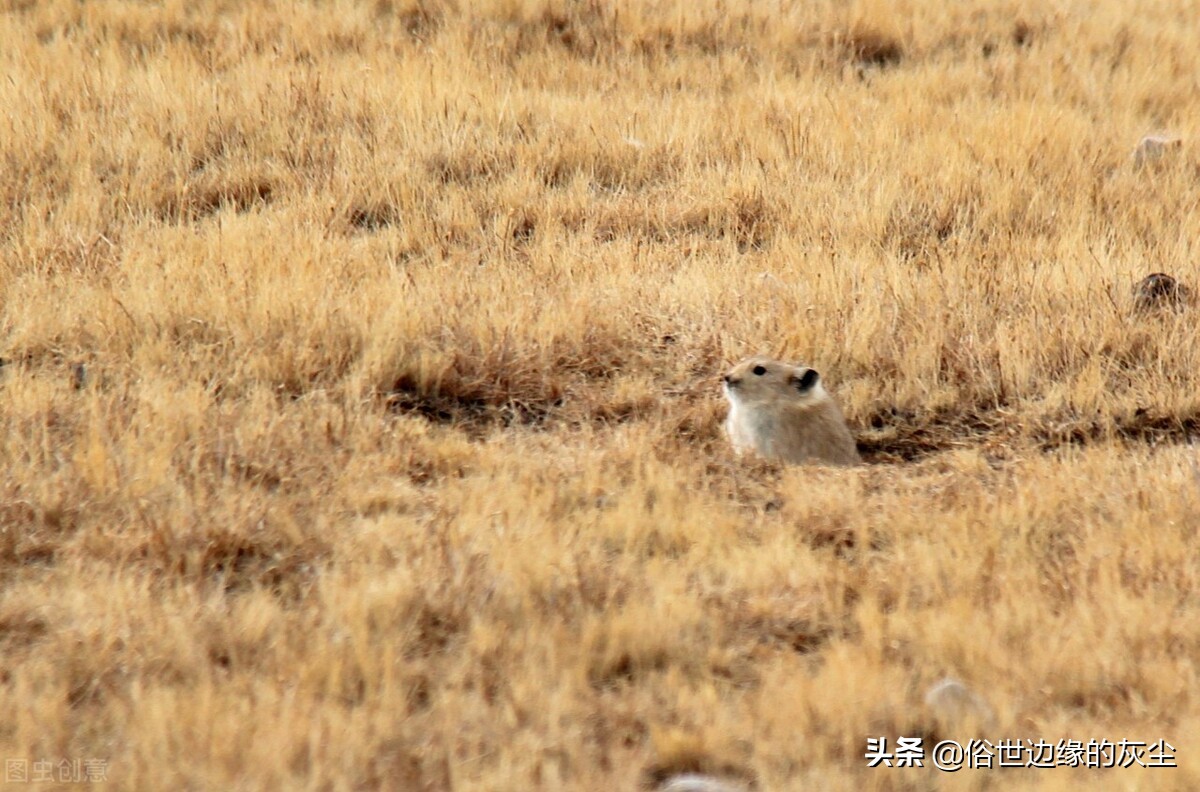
771, 397, 860, 466
1133, 272, 1193, 315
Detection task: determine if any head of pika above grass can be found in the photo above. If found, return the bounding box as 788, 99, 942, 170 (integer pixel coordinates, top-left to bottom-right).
723, 356, 860, 466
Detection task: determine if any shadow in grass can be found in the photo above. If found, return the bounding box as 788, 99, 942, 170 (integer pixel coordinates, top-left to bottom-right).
385, 375, 560, 430
385, 378, 1200, 464
157, 178, 274, 222
1033, 410, 1200, 451
347, 202, 398, 232
855, 407, 1006, 463
856, 405, 1200, 464
831, 25, 904, 68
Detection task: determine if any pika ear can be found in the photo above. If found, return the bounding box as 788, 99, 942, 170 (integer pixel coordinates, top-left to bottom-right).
794, 368, 819, 392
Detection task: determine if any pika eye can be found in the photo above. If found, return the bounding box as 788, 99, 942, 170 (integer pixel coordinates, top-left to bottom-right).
752, 365, 767, 376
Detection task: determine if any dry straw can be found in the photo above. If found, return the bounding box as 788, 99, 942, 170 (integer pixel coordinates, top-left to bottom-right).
1, 0, 1198, 789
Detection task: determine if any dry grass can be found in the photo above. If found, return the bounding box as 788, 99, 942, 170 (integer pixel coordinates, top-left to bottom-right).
2, 0, 1200, 789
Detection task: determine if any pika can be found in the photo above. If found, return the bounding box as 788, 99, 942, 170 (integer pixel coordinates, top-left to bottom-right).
722, 356, 860, 466
1132, 134, 1182, 169
1133, 272, 1193, 314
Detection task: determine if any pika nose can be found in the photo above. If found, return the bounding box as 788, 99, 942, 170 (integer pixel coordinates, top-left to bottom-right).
723, 374, 734, 384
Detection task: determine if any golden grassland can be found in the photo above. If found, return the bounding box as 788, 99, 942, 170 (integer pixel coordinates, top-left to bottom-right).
2, 0, 1200, 788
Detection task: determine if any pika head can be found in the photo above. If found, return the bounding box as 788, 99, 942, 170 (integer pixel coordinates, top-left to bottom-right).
722, 356, 860, 467
723, 357, 826, 407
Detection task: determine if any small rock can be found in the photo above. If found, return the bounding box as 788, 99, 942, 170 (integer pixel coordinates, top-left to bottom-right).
657, 774, 750, 792
924, 677, 997, 735
1132, 133, 1182, 169
1133, 272, 1193, 314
